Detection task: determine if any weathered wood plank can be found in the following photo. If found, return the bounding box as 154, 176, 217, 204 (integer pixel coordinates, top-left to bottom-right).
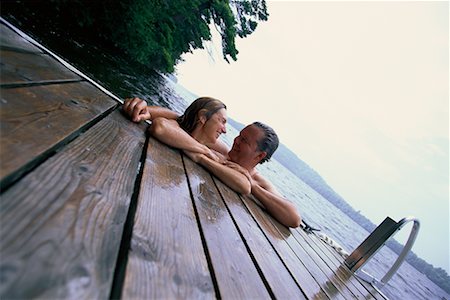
121, 138, 215, 300
295, 228, 387, 299
256, 215, 350, 299
0, 49, 81, 85
0, 110, 146, 299
241, 195, 330, 299
286, 228, 367, 299
213, 178, 307, 299
183, 157, 271, 299
245, 195, 382, 299
296, 229, 385, 299
0, 23, 42, 53
1, 79, 83, 88
0, 81, 117, 186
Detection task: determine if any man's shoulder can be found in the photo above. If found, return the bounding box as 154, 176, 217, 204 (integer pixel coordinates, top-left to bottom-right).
251, 170, 280, 194
251, 171, 268, 185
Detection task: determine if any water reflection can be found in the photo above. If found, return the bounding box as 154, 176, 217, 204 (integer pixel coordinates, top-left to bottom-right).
182, 156, 225, 225
146, 139, 185, 189
241, 194, 291, 240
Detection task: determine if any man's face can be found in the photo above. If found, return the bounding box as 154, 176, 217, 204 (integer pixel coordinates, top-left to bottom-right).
228, 124, 265, 168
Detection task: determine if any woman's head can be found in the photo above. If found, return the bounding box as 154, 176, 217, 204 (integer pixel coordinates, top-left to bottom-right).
177, 97, 227, 135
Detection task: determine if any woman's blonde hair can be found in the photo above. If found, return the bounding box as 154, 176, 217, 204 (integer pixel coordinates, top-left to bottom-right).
177, 97, 226, 133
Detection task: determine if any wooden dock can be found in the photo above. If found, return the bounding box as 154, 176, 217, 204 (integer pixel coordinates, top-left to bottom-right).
0, 21, 388, 299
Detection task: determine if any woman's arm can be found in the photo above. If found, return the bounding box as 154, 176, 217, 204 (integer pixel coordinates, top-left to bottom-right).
123, 97, 178, 122
148, 106, 179, 120
149, 117, 220, 161
185, 151, 251, 195
123, 98, 230, 156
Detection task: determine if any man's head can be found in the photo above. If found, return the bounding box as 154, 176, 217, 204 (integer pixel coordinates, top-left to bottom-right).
228, 122, 279, 170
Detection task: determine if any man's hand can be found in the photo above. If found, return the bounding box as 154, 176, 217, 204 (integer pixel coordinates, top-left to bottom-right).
123, 97, 151, 122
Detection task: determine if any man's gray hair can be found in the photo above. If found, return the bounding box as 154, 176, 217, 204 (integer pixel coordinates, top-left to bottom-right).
252, 121, 279, 164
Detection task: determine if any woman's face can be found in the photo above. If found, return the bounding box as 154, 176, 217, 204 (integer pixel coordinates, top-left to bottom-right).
202, 108, 227, 143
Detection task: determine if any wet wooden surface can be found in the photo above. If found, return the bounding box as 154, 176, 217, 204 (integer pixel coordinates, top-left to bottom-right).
0, 23, 42, 53
0, 49, 81, 85
0, 21, 388, 299
0, 82, 117, 187
214, 178, 307, 299
0, 111, 146, 298
121, 138, 215, 300
184, 156, 271, 299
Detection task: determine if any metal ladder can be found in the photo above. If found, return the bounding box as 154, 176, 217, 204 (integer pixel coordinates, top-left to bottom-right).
344, 216, 420, 289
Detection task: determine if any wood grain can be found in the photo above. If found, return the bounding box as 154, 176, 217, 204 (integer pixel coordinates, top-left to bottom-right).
283, 227, 361, 299
241, 195, 330, 299
0, 23, 42, 53
183, 157, 271, 299
253, 207, 352, 299
0, 50, 81, 85
121, 138, 215, 300
0, 82, 116, 185
0, 110, 146, 299
213, 178, 307, 299
293, 228, 387, 299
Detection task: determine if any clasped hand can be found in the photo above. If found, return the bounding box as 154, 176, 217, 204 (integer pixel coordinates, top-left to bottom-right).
123, 97, 151, 122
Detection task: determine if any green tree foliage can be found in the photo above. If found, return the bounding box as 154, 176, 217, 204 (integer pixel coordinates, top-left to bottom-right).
6, 0, 268, 72
113, 0, 268, 72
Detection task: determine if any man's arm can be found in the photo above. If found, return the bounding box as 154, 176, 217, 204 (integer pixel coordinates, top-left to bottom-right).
250, 174, 301, 228
186, 152, 251, 195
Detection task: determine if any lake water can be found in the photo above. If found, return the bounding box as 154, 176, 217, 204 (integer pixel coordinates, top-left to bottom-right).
168, 79, 449, 300
8, 22, 446, 298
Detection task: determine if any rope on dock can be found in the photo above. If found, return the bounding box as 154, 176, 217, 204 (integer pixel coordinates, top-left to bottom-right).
314, 231, 350, 259
302, 221, 349, 259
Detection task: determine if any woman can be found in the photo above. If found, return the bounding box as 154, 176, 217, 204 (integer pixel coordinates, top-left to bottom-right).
123, 97, 229, 156
123, 96, 251, 194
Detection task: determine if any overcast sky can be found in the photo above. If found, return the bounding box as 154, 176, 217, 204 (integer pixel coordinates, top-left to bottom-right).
175, 1, 449, 273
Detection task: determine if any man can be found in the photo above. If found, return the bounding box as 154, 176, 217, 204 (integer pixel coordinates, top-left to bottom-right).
187, 122, 302, 228
123, 98, 301, 228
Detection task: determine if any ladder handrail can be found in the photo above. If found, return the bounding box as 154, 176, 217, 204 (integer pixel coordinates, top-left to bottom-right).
349, 216, 420, 289
378, 217, 420, 288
